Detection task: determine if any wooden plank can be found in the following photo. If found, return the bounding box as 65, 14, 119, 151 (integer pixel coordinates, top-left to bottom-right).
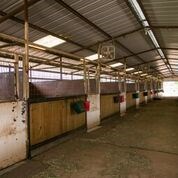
126, 92, 135, 108
100, 94, 119, 120
139, 92, 145, 104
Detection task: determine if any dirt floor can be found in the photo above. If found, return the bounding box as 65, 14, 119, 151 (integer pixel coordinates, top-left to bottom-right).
1, 98, 178, 178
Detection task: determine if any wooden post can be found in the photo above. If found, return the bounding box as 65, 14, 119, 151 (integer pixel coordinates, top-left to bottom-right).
96, 44, 101, 94
24, 0, 31, 159
119, 59, 127, 116
87, 68, 90, 94
118, 71, 121, 93
124, 59, 127, 93
23, 0, 29, 100
86, 44, 101, 132
83, 58, 87, 94
135, 67, 140, 109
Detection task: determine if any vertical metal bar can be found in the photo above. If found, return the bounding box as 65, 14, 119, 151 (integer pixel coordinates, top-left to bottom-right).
97, 44, 101, 94
23, 0, 29, 100
124, 58, 127, 93
71, 72, 73, 80
60, 57, 62, 80
87, 68, 90, 94
14, 54, 19, 99
118, 71, 121, 93
83, 58, 87, 94
29, 67, 32, 83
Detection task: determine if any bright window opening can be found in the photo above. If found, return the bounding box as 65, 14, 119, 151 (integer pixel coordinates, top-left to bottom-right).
140, 73, 147, 76
163, 81, 178, 97
34, 35, 66, 48
86, 54, 102, 61
126, 67, 134, 72
110, 62, 123, 67
133, 71, 142, 74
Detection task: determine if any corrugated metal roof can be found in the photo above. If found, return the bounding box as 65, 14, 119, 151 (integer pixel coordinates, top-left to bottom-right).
64, 0, 140, 37
0, 0, 175, 77
142, 0, 178, 26
0, 0, 23, 13
16, 0, 107, 46
117, 31, 154, 53
142, 0, 178, 75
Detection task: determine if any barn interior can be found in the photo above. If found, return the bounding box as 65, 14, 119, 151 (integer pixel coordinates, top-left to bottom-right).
0, 0, 178, 177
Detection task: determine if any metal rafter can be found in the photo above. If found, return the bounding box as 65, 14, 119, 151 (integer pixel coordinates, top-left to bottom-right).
0, 0, 166, 78
0, 42, 17, 48
55, 0, 164, 76
0, 10, 143, 61
54, 0, 144, 62
0, 10, 90, 52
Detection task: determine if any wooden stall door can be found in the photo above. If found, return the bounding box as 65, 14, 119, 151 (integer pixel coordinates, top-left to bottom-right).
30, 98, 85, 146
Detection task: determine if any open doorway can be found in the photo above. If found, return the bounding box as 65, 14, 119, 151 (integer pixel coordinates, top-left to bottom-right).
163, 81, 178, 97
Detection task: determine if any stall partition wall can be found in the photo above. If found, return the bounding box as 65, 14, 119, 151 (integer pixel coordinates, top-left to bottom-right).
126, 92, 136, 108
0, 101, 27, 170
139, 92, 145, 104
29, 97, 85, 146
100, 94, 120, 120
86, 94, 100, 130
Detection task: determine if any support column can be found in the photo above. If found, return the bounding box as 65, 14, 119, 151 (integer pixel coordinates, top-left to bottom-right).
144, 78, 148, 104
85, 43, 101, 132
23, 0, 29, 100
119, 59, 126, 116
143, 66, 148, 104
150, 78, 153, 100
23, 0, 30, 158
135, 68, 140, 109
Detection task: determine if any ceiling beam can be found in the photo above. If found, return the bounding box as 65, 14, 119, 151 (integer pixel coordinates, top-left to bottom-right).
55, 0, 165, 76
0, 42, 17, 48
0, 10, 91, 52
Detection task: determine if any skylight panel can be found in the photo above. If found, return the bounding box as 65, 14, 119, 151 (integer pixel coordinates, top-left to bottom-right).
86, 54, 102, 61
34, 35, 66, 48
134, 71, 143, 74
126, 67, 135, 72
110, 62, 123, 67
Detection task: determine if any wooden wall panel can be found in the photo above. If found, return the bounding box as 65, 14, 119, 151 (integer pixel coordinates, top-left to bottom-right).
100, 94, 119, 120
30, 97, 85, 145
139, 92, 145, 104
126, 92, 135, 108
147, 91, 151, 100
